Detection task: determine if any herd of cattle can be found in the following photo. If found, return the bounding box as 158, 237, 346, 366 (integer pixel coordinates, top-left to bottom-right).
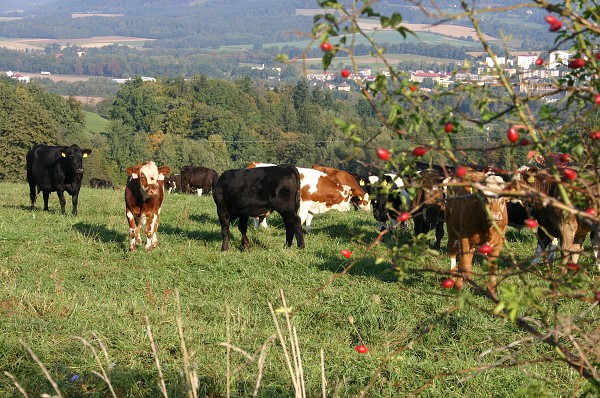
25, 144, 599, 296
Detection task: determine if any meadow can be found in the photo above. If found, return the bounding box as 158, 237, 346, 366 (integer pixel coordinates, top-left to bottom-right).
0, 181, 589, 397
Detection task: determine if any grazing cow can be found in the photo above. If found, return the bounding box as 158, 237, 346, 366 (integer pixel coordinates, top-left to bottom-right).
26, 144, 92, 215
515, 167, 599, 268
411, 169, 446, 249
90, 178, 114, 189
125, 161, 170, 252
165, 174, 181, 194
311, 164, 370, 210
180, 166, 219, 195
368, 174, 411, 231
297, 167, 356, 233
445, 170, 509, 297
213, 165, 304, 251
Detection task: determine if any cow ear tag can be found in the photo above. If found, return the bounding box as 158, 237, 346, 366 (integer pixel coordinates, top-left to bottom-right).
381, 180, 388, 187
131, 173, 139, 179
527, 176, 535, 183
83, 153, 88, 158
61, 152, 66, 157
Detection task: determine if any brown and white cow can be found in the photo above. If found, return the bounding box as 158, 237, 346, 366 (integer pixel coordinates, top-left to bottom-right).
125, 161, 170, 251
445, 170, 509, 297
312, 164, 370, 210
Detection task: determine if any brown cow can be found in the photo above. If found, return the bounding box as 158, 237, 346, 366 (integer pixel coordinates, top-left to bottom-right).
125, 161, 170, 251
515, 167, 599, 268
445, 170, 509, 297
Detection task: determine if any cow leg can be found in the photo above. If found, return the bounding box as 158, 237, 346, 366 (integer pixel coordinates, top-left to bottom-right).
305, 212, 314, 233
145, 213, 159, 251
71, 192, 79, 216
456, 238, 474, 291
29, 182, 37, 209
487, 245, 503, 299
238, 217, 250, 249
126, 210, 141, 251
197, 188, 203, 196
55, 189, 67, 215
560, 228, 577, 265
281, 212, 304, 248
434, 221, 444, 250
569, 232, 588, 265
591, 230, 600, 270
42, 191, 51, 212
219, 217, 231, 252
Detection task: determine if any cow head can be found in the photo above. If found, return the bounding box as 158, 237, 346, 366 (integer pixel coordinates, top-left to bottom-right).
60, 145, 92, 180
127, 161, 171, 199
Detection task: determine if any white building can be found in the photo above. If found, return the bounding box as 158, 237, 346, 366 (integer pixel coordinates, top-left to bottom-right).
517, 54, 538, 70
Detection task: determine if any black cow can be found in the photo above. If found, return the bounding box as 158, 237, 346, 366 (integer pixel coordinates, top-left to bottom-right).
213, 165, 305, 251
180, 166, 219, 195
411, 168, 446, 249
369, 173, 411, 231
164, 173, 181, 193
90, 178, 114, 189
26, 144, 92, 215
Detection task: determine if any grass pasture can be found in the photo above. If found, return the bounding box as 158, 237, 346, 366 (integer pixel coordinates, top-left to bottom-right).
0, 181, 593, 397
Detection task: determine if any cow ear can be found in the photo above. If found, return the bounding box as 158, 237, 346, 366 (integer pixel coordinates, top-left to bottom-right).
126, 166, 139, 179
158, 166, 171, 178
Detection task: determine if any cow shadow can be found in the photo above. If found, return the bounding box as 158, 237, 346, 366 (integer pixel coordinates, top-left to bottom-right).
159, 223, 222, 243
72, 222, 126, 244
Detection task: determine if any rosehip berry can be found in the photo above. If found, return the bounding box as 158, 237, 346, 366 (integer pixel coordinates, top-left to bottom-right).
507, 127, 519, 143
320, 42, 332, 52
595, 95, 600, 105
549, 20, 563, 32
355, 345, 368, 354
595, 291, 600, 301
535, 58, 543, 66
560, 153, 570, 163
563, 168, 577, 181
545, 15, 557, 24
478, 244, 493, 254
585, 207, 597, 216
341, 69, 350, 78
455, 166, 467, 178
441, 278, 455, 289
377, 148, 390, 161
444, 122, 454, 133
519, 138, 530, 146
397, 212, 410, 222
341, 249, 352, 258
524, 218, 538, 228
409, 85, 417, 92
590, 131, 600, 140
412, 146, 427, 157
568, 58, 585, 69
565, 263, 578, 272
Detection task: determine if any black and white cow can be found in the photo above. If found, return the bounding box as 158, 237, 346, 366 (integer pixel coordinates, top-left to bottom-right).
180, 166, 219, 195
164, 173, 181, 193
26, 144, 92, 215
213, 165, 305, 251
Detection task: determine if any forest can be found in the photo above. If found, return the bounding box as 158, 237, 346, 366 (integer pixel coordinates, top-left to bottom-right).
0, 71, 559, 186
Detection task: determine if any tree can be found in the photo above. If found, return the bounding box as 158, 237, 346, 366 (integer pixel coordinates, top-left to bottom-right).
304, 0, 600, 394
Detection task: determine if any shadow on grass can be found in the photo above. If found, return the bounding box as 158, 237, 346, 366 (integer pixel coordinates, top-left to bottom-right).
72, 222, 126, 244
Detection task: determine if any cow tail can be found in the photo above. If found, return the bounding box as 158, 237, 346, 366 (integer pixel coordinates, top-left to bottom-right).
286, 165, 301, 212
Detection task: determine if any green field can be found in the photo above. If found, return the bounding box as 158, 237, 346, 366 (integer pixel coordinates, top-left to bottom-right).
0, 182, 593, 397
84, 111, 110, 134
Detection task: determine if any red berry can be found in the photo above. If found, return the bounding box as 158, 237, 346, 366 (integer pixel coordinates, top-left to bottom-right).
455, 166, 467, 178
376, 147, 390, 161
535, 58, 543, 66
595, 95, 600, 105
320, 42, 332, 52
441, 278, 455, 289
596, 53, 600, 60
409, 85, 417, 92
565, 263, 578, 272
478, 244, 493, 254
585, 207, 597, 216
355, 345, 368, 354
341, 69, 350, 78
397, 212, 410, 222
341, 249, 352, 258
524, 218, 538, 228
568, 58, 585, 69
563, 168, 577, 181
412, 146, 427, 157
549, 20, 563, 32
507, 127, 519, 143
560, 153, 570, 163
595, 291, 600, 301
545, 15, 557, 24
590, 131, 600, 140
444, 122, 454, 133
519, 138, 530, 146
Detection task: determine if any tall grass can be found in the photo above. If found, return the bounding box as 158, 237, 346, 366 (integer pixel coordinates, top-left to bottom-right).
0, 181, 588, 396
